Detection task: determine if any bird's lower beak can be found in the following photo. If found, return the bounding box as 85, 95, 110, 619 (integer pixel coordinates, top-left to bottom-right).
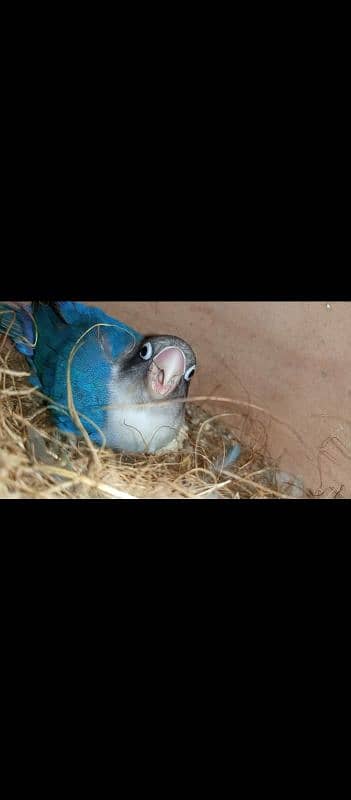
147, 346, 186, 399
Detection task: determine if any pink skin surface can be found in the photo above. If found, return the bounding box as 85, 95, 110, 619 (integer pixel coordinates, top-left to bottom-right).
147, 346, 186, 399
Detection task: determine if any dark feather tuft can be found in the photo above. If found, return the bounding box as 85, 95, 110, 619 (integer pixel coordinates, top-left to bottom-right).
32, 301, 67, 323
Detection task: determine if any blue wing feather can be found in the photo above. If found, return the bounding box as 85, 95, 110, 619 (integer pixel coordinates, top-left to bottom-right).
0, 301, 142, 443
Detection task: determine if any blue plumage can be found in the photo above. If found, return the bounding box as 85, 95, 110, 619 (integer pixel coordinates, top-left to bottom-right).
0, 301, 197, 452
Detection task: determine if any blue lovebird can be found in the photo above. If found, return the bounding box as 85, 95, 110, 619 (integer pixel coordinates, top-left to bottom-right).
0, 301, 197, 452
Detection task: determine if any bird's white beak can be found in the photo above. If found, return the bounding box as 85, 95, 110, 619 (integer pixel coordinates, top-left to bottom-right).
147, 346, 186, 398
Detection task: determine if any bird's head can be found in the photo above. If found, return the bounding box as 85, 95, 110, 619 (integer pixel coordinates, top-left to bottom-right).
100, 330, 197, 451
117, 334, 197, 402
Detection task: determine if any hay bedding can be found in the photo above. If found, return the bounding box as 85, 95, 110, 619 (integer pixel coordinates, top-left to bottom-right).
0, 343, 307, 500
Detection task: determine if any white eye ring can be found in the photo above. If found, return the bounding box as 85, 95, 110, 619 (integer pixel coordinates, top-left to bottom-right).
184, 365, 196, 381
139, 342, 153, 360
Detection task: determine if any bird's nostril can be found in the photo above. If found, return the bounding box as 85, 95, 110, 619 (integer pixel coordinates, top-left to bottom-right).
158, 369, 165, 385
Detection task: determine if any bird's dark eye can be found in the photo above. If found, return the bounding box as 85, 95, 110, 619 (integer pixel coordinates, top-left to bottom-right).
184, 365, 196, 381
139, 342, 153, 360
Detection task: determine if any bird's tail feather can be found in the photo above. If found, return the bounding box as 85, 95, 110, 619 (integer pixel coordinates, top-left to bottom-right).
0, 302, 37, 356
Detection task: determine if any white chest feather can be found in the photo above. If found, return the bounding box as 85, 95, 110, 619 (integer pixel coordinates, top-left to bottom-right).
105, 365, 183, 453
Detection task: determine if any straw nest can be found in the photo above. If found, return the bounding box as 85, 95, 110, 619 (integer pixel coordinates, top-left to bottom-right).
0, 342, 309, 500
